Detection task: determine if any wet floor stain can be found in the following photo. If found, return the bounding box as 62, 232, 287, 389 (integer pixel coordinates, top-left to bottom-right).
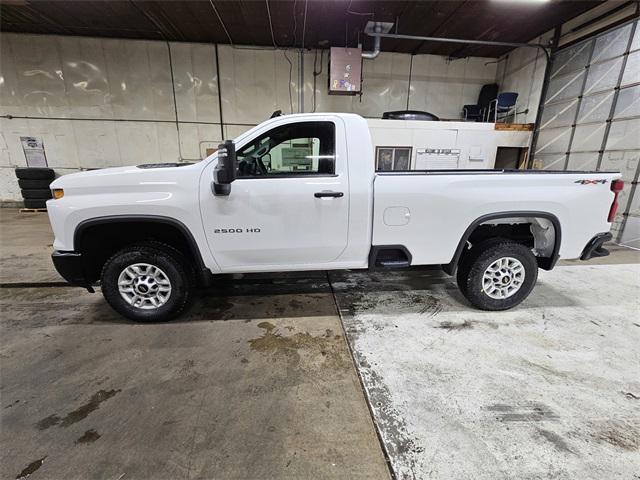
248, 321, 348, 371
16, 456, 46, 479
35, 414, 61, 431
75, 429, 101, 444
35, 389, 121, 430
288, 299, 305, 310
339, 290, 443, 321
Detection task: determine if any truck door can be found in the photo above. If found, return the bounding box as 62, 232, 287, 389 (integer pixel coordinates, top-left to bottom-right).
200, 119, 349, 270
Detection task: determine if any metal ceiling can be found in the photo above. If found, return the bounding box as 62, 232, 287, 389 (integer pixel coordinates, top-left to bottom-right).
0, 0, 605, 58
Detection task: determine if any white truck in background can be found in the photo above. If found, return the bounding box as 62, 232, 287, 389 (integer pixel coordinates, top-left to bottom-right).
46, 113, 623, 322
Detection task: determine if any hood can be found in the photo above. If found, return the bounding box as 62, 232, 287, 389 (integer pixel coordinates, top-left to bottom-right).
51, 166, 136, 188
50, 163, 202, 192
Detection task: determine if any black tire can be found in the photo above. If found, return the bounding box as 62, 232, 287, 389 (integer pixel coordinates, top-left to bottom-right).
100, 242, 195, 322
21, 189, 52, 199
456, 249, 472, 298
15, 167, 55, 180
456, 238, 538, 311
23, 199, 47, 209
18, 179, 52, 189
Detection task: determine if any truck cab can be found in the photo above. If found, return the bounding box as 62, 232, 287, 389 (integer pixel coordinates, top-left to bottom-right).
198, 114, 375, 272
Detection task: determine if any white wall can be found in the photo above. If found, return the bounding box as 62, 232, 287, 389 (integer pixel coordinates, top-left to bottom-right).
0, 32, 497, 201
302, 51, 497, 120
494, 32, 552, 124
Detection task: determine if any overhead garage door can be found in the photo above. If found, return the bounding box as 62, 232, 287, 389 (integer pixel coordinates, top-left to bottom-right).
533, 19, 640, 246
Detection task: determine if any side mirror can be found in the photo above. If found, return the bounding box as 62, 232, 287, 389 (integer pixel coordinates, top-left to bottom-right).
212, 140, 236, 196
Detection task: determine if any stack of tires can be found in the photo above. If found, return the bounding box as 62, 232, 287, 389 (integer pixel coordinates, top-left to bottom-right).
15, 167, 55, 209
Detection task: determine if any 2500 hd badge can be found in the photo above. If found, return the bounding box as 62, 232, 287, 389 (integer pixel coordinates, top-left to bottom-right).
214, 228, 261, 233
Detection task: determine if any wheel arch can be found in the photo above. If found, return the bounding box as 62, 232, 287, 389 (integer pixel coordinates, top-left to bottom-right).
443, 211, 562, 275
74, 215, 209, 284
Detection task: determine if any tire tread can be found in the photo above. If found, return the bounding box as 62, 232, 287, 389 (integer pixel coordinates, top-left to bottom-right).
456, 237, 538, 311
100, 241, 195, 322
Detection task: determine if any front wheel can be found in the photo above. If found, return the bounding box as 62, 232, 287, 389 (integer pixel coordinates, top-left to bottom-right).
456, 238, 538, 311
101, 242, 195, 322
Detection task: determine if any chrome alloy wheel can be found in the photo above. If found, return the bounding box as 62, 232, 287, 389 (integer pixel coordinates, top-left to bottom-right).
117, 263, 172, 309
481, 257, 525, 300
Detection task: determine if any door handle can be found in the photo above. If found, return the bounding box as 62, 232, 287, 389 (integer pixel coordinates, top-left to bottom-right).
314, 191, 344, 198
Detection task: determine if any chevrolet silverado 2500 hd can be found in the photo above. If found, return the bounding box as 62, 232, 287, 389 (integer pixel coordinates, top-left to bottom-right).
46, 113, 623, 322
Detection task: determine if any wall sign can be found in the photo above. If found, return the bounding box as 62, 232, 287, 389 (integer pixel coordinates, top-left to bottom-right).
20, 137, 48, 167
329, 47, 362, 95
415, 148, 460, 170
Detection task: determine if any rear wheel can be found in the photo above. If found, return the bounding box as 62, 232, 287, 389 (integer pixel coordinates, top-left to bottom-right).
101, 242, 195, 322
456, 238, 538, 311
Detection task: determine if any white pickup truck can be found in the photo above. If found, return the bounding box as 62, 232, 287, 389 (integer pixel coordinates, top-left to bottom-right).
47, 113, 623, 322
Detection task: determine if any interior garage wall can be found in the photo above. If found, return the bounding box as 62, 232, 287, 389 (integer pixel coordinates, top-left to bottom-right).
0, 34, 226, 201
494, 32, 551, 124
0, 32, 497, 202
303, 52, 498, 121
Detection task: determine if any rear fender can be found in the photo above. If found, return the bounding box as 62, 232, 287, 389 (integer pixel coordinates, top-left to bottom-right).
443, 211, 561, 275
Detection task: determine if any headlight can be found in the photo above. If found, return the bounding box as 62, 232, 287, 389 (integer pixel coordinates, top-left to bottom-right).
52, 188, 64, 199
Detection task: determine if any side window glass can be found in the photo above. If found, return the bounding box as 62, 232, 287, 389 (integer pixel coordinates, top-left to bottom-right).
236, 122, 335, 177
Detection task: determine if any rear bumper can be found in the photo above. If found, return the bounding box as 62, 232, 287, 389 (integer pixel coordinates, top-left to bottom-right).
51, 251, 94, 291
580, 232, 612, 261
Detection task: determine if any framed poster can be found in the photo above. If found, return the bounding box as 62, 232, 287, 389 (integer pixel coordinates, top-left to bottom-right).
375, 146, 412, 171
20, 137, 48, 167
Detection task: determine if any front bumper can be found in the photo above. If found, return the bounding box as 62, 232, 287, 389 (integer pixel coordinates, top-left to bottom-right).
580, 232, 613, 261
51, 251, 94, 292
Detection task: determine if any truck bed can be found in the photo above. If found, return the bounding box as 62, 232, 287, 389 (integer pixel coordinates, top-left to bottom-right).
372, 170, 620, 266
376, 169, 617, 175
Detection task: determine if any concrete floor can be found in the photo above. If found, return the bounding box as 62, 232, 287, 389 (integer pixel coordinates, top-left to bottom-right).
1, 209, 639, 480
0, 210, 390, 480
332, 264, 640, 479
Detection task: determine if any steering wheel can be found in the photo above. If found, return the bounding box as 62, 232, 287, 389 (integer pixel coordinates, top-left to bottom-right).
249, 144, 270, 175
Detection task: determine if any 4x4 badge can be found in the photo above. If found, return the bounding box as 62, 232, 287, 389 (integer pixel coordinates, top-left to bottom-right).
575, 179, 607, 185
